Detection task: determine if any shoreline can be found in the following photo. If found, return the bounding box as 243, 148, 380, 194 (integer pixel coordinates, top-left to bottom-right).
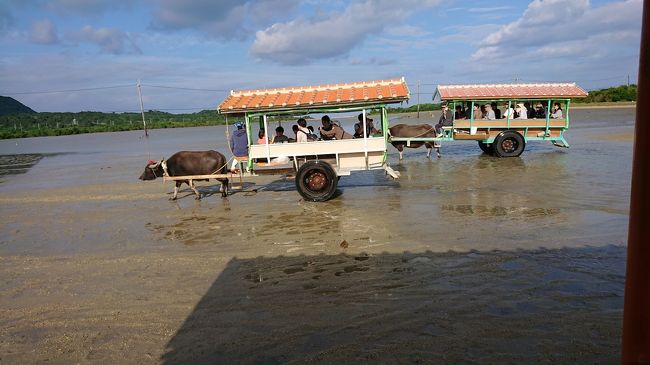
0, 103, 637, 141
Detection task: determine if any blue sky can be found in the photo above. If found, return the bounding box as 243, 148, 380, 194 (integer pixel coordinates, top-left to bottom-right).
0, 0, 643, 112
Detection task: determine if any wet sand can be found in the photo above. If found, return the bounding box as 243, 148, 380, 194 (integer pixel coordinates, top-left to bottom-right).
0, 108, 635, 363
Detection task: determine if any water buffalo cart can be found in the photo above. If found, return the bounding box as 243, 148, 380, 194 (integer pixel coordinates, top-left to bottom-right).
390, 83, 588, 157
163, 78, 411, 202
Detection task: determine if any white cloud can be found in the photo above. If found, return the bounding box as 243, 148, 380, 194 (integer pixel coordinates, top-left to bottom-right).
250, 0, 441, 65
438, 24, 502, 45
467, 6, 513, 13
150, 0, 300, 40
67, 25, 141, 55
29, 19, 59, 45
473, 0, 643, 61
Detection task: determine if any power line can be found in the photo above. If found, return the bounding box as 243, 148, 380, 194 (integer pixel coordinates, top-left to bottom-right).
142, 84, 230, 92
0, 83, 230, 95
2, 84, 134, 95
81, 106, 217, 113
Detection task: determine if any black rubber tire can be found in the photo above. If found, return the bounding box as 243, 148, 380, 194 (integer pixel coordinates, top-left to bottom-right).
493, 131, 526, 157
478, 141, 494, 155
295, 161, 338, 201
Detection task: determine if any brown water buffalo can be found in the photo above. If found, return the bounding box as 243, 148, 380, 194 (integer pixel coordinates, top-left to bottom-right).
389, 124, 440, 159
139, 150, 229, 200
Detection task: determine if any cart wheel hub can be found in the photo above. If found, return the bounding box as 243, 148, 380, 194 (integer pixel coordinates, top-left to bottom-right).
501, 139, 516, 152
307, 172, 327, 191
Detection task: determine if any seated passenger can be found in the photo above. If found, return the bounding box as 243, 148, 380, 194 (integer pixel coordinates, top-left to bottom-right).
535, 103, 547, 119
551, 102, 563, 119
354, 113, 379, 138
272, 126, 290, 143
491, 102, 501, 119
502, 102, 514, 119
484, 104, 496, 120
472, 104, 483, 120
515, 103, 528, 119
454, 105, 466, 120
296, 118, 316, 142
257, 128, 267, 144
319, 115, 353, 140
524, 102, 533, 119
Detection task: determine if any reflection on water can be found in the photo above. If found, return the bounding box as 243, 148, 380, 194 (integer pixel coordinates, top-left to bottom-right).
0, 154, 44, 176
441, 204, 561, 218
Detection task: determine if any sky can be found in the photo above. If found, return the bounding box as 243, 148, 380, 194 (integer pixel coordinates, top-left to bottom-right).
0, 0, 643, 113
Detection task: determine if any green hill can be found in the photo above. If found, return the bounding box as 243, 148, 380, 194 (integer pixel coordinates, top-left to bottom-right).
0, 96, 36, 116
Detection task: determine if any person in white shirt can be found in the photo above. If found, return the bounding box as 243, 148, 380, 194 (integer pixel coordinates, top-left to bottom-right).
502, 102, 514, 119
296, 118, 311, 142
484, 104, 496, 120
515, 103, 528, 119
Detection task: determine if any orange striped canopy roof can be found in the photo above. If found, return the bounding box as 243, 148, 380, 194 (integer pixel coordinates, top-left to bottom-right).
219, 78, 410, 114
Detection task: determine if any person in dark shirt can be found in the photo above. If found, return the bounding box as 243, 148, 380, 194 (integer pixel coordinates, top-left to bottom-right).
534, 103, 547, 119
354, 113, 378, 138
435, 102, 453, 135
272, 126, 290, 143
454, 105, 466, 120
320, 115, 353, 140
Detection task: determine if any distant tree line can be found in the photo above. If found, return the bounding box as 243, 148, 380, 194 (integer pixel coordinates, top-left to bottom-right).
573, 84, 637, 103
0, 85, 637, 139
0, 109, 228, 139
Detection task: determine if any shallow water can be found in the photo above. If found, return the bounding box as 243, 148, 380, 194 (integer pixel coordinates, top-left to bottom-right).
0, 107, 635, 363
0, 108, 634, 256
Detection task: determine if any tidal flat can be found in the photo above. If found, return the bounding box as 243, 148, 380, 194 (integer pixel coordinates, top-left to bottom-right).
0, 107, 634, 364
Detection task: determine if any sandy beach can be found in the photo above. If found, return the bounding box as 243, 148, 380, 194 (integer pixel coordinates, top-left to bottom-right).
0, 107, 634, 364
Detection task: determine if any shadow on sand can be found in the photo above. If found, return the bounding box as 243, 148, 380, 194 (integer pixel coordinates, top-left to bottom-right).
161, 245, 624, 364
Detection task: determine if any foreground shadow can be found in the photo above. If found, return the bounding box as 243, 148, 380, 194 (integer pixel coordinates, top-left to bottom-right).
161, 245, 625, 364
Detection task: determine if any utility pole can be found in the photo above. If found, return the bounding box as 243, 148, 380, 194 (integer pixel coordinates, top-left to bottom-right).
417, 80, 421, 119
137, 79, 148, 137
628, 74, 630, 87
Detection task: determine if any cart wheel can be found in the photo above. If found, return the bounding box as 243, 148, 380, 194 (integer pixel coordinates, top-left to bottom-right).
478, 141, 494, 155
295, 161, 338, 201
493, 131, 525, 157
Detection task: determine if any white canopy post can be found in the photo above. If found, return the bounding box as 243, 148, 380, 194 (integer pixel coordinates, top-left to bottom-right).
263, 114, 271, 163
362, 108, 368, 167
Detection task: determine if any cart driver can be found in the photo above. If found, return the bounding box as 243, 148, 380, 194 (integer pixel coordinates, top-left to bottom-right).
435, 102, 453, 136
229, 121, 249, 172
